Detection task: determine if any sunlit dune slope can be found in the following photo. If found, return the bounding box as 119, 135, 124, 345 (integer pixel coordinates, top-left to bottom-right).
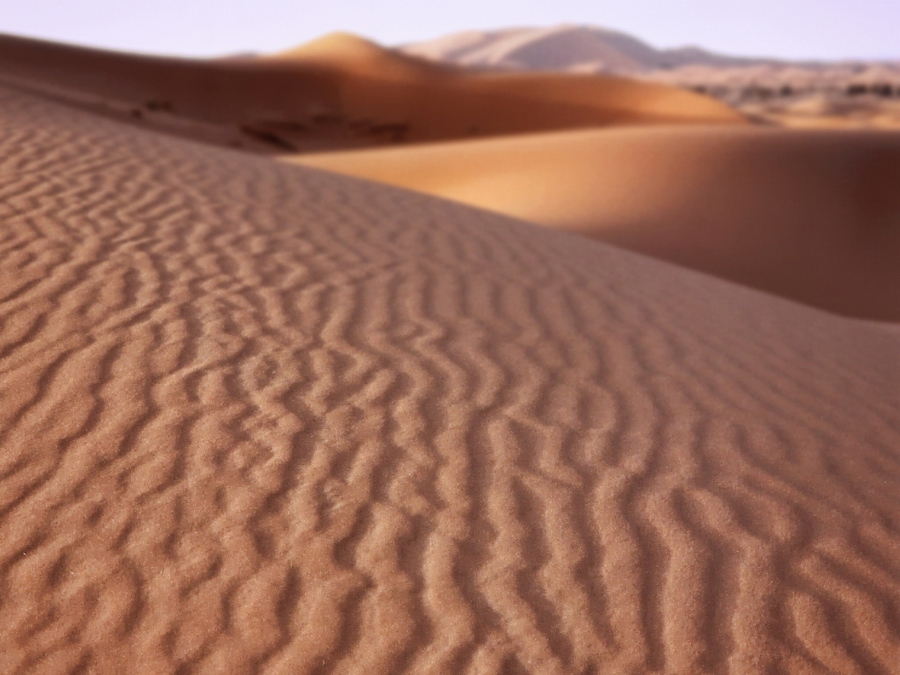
1, 83, 899, 674
265, 31, 458, 79
291, 126, 900, 321
270, 33, 748, 126
0, 32, 745, 153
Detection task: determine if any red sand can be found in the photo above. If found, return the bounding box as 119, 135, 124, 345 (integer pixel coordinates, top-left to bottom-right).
0, 32, 744, 155
0, 32, 897, 675
291, 125, 900, 321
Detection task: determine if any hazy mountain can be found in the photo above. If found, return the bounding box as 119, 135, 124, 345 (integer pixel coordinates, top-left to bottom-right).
398, 25, 774, 74
397, 24, 900, 115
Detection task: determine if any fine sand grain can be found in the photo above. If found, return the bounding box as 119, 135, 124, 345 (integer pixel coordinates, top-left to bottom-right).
0, 84, 898, 674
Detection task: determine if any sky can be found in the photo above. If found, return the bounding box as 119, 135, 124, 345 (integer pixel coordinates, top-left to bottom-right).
1, 0, 897, 61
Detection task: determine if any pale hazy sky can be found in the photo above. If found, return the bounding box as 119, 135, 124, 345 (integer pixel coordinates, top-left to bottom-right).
1, 0, 896, 61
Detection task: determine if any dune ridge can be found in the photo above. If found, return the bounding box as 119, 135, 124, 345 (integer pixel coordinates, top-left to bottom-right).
0, 31, 744, 157
398, 24, 768, 73
400, 25, 900, 131
0, 84, 898, 674
290, 125, 900, 322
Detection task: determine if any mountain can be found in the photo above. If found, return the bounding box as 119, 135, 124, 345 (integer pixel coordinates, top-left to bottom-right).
398, 23, 900, 125
398, 25, 772, 74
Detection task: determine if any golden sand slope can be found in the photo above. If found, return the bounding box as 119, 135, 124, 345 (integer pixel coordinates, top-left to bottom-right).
0, 85, 898, 674
0, 32, 744, 154
291, 126, 900, 321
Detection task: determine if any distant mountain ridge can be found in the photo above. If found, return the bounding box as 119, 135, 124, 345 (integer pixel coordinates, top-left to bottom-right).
397, 25, 782, 74
397, 24, 900, 109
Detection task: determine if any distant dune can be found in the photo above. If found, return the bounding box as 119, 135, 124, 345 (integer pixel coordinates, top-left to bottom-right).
398, 23, 900, 82
291, 125, 900, 321
0, 31, 744, 155
401, 25, 900, 130
0, 29, 898, 675
398, 24, 769, 73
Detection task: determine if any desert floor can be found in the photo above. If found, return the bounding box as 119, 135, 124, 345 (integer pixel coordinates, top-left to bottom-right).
0, 34, 898, 674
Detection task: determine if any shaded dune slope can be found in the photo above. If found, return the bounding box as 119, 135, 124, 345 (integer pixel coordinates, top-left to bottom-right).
0, 32, 744, 155
292, 126, 900, 321
0, 86, 899, 674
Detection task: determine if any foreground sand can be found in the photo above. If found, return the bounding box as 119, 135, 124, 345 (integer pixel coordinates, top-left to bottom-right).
291, 125, 900, 321
1, 83, 898, 674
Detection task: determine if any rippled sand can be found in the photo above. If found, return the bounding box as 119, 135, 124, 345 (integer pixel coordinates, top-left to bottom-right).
0, 33, 898, 675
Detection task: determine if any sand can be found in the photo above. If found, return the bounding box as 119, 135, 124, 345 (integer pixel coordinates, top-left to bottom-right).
290, 125, 900, 321
400, 26, 900, 131
0, 32, 744, 156
0, 33, 899, 675
397, 24, 771, 73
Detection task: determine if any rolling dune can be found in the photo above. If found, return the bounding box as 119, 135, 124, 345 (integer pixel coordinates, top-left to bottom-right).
400, 25, 900, 131
398, 24, 768, 73
0, 31, 743, 157
291, 126, 900, 321
0, 83, 898, 674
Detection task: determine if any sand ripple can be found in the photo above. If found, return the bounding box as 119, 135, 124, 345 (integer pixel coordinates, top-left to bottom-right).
0, 86, 898, 673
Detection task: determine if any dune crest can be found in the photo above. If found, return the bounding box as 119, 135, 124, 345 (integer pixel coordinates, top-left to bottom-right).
401, 25, 900, 130
0, 31, 745, 156
291, 125, 900, 321
0, 83, 898, 674
399, 24, 763, 73
266, 31, 454, 80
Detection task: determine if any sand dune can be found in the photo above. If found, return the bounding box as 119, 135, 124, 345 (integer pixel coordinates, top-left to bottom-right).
0, 32, 744, 156
291, 126, 900, 321
737, 94, 900, 130
399, 24, 768, 73
0, 82, 898, 674
401, 26, 900, 131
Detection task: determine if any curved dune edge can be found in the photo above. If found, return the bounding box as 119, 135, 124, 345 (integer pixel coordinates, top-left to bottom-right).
0, 32, 745, 156
266, 33, 748, 125
0, 86, 898, 674
290, 126, 900, 321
